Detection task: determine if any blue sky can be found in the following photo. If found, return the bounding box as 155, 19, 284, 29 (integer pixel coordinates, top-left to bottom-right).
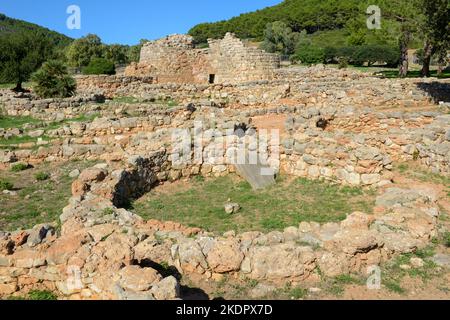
0, 0, 282, 45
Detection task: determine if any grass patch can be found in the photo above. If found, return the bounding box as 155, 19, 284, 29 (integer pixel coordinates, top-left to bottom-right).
10, 163, 29, 172
382, 246, 442, 294
323, 274, 363, 296
0, 179, 13, 191
111, 96, 141, 104
384, 279, 406, 294
378, 69, 450, 79
34, 172, 50, 181
0, 160, 97, 231
394, 162, 450, 200
131, 175, 376, 234
9, 290, 58, 300
27, 290, 58, 300
0, 115, 41, 129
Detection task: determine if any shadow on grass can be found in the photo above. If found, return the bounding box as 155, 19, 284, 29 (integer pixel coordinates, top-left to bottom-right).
416, 82, 450, 103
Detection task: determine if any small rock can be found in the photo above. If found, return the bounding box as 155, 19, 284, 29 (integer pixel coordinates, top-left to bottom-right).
308, 287, 322, 294
69, 169, 80, 178
250, 283, 276, 298
224, 203, 240, 214
27, 224, 54, 247
430, 254, 450, 268
150, 276, 180, 300
410, 257, 424, 268
400, 264, 411, 270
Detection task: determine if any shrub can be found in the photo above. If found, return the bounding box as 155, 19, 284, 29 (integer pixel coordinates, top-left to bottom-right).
0, 179, 13, 191
82, 58, 116, 75
11, 162, 29, 172
27, 290, 58, 300
35, 172, 50, 181
31, 60, 76, 98
352, 45, 399, 67
292, 45, 325, 65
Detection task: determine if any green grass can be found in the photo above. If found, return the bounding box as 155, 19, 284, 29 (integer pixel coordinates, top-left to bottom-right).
34, 172, 50, 181
0, 160, 97, 231
131, 175, 376, 234
382, 246, 442, 294
384, 279, 406, 294
111, 96, 141, 104
0, 82, 32, 90
0, 115, 41, 129
10, 163, 29, 172
9, 290, 58, 300
323, 274, 363, 296
0, 179, 13, 191
378, 69, 450, 79
394, 162, 450, 200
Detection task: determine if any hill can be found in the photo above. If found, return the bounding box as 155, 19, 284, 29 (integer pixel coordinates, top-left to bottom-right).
188, 0, 421, 47
0, 13, 72, 47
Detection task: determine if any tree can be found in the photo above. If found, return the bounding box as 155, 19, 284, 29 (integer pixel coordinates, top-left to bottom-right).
104, 44, 129, 65
377, 0, 423, 77
31, 60, 76, 98
261, 21, 299, 56
0, 31, 53, 91
420, 0, 450, 77
82, 58, 116, 75
66, 34, 104, 69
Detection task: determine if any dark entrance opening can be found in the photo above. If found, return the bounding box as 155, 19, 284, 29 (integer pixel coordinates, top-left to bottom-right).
209, 74, 215, 84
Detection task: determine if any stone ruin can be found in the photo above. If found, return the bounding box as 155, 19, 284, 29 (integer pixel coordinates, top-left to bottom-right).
0, 64, 449, 300
125, 33, 280, 84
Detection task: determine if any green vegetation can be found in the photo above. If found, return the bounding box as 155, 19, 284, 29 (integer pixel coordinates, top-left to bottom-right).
0, 179, 13, 191
82, 57, 116, 75
0, 115, 41, 129
9, 290, 58, 300
27, 290, 58, 300
378, 69, 450, 79
323, 274, 363, 296
394, 162, 450, 199
0, 160, 97, 231
0, 30, 54, 91
0, 14, 72, 47
34, 172, 50, 181
261, 21, 299, 56
10, 163, 29, 172
31, 60, 76, 98
132, 175, 375, 234
382, 246, 442, 294
189, 0, 371, 44
189, 0, 449, 77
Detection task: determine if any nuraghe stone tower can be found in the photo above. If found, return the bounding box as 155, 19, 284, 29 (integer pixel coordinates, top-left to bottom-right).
125, 33, 280, 84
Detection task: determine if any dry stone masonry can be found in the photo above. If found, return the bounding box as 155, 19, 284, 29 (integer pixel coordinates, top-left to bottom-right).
124, 33, 280, 84
0, 62, 449, 299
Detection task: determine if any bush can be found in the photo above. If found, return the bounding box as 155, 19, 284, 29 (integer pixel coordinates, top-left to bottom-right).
11, 162, 29, 172
292, 45, 325, 65
31, 60, 76, 98
35, 172, 50, 181
353, 45, 399, 67
0, 179, 13, 191
323, 45, 399, 67
82, 58, 115, 75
